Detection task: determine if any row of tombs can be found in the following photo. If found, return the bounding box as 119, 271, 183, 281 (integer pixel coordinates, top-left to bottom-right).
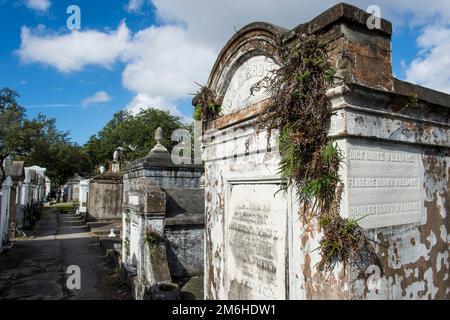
0, 160, 50, 253
71, 129, 205, 300
70, 3, 449, 300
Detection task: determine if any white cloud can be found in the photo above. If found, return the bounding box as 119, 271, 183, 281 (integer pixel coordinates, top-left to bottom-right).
16, 20, 213, 117
17, 22, 131, 73
17, 0, 450, 119
126, 93, 184, 118
152, 0, 450, 42
126, 0, 144, 13
25, 0, 51, 12
151, 0, 450, 94
405, 25, 450, 94
121, 25, 215, 103
82, 91, 111, 106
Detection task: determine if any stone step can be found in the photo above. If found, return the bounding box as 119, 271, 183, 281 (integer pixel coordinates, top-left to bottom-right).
86, 221, 112, 230
59, 214, 83, 221
56, 225, 88, 235
90, 227, 121, 237
59, 220, 85, 227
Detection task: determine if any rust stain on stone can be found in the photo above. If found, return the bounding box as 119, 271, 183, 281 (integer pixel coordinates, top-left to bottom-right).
358, 150, 449, 299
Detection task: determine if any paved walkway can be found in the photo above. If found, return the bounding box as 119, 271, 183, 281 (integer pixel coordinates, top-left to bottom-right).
0, 206, 127, 300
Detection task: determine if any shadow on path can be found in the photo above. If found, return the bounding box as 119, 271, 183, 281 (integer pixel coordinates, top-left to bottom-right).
0, 206, 125, 300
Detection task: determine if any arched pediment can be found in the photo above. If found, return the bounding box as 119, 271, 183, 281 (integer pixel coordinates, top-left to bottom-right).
207, 22, 285, 115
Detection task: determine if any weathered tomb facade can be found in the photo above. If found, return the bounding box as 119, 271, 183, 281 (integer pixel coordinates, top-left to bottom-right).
202, 3, 449, 300
66, 173, 84, 203
0, 161, 24, 249
8, 165, 48, 232
121, 129, 204, 299
87, 172, 123, 221
78, 179, 89, 214
86, 150, 124, 220
18, 167, 37, 230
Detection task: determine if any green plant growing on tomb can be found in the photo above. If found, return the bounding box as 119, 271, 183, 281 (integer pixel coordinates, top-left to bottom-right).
405, 93, 424, 110
250, 32, 376, 273
192, 84, 221, 124
124, 211, 131, 225
145, 227, 165, 248
124, 237, 130, 257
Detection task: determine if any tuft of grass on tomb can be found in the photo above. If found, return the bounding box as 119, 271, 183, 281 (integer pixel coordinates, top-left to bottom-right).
124, 237, 130, 256
144, 228, 165, 248
192, 84, 221, 123
405, 93, 424, 110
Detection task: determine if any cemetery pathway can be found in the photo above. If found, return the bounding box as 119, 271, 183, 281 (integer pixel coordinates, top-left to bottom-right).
0, 206, 126, 300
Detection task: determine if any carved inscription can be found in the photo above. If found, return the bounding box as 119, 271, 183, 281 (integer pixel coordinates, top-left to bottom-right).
222, 55, 277, 114
347, 144, 422, 229
226, 184, 287, 299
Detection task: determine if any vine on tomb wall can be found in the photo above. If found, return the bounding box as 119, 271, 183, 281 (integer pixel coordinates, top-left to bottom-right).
145, 227, 165, 249
192, 84, 221, 124
124, 237, 130, 257
250, 32, 376, 273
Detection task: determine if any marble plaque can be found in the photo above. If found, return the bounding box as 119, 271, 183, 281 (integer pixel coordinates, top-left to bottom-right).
222, 55, 277, 114
346, 143, 422, 229
226, 183, 287, 299
129, 195, 139, 206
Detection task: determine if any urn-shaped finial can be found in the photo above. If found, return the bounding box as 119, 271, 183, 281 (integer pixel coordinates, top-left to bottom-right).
113, 150, 118, 162
155, 127, 163, 144
149, 127, 168, 155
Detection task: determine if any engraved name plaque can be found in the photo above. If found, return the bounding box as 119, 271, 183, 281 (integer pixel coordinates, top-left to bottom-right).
226, 183, 287, 299
346, 143, 422, 229
222, 55, 277, 114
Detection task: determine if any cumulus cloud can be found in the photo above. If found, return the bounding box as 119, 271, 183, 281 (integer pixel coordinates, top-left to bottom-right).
152, 0, 450, 41
16, 20, 214, 116
151, 0, 450, 94
121, 25, 215, 103
16, 0, 450, 118
126, 0, 144, 13
17, 22, 131, 73
82, 91, 111, 106
25, 0, 51, 12
125, 93, 188, 119
405, 25, 450, 94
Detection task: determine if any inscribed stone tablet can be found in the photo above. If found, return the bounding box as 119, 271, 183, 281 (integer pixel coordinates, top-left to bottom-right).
346, 143, 422, 229
226, 183, 287, 299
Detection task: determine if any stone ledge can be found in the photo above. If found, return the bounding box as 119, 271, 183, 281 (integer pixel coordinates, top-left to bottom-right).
302, 2, 392, 36
394, 78, 450, 109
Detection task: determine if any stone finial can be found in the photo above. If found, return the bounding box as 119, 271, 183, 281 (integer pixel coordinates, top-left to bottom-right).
155, 127, 163, 144
113, 149, 120, 162
99, 165, 106, 174
112, 148, 121, 173
149, 127, 168, 155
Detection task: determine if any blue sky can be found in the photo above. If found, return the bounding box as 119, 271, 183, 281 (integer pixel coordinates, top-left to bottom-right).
0, 0, 449, 145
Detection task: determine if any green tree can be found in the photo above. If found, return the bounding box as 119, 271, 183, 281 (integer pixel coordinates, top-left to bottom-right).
21, 114, 91, 185
0, 87, 90, 186
83, 108, 186, 173
0, 88, 27, 184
